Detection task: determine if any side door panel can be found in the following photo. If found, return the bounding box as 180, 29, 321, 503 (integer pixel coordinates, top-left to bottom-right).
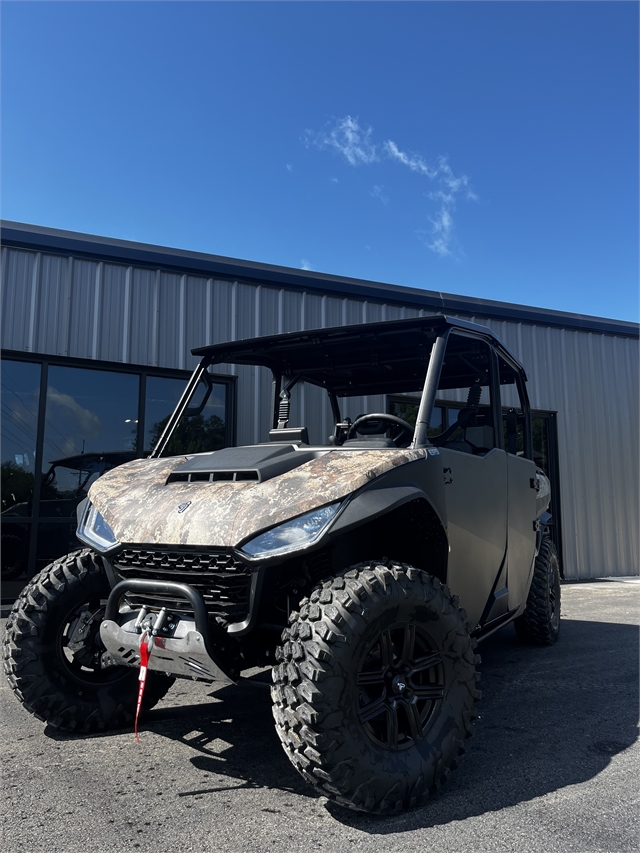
441, 447, 508, 628
507, 454, 538, 611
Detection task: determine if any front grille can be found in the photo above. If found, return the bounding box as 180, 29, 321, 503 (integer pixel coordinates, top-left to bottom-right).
113, 548, 253, 626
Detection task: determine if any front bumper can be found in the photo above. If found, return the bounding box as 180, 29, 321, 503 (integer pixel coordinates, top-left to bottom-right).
100, 579, 237, 683
105, 547, 261, 635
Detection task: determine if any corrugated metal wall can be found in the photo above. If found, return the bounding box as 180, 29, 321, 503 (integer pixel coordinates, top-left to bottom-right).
2, 245, 638, 579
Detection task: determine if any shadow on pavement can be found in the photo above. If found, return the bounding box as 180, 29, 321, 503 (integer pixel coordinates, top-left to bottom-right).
45, 617, 639, 829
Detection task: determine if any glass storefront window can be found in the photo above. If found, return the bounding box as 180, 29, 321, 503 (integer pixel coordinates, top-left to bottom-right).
1, 360, 41, 579
145, 375, 227, 455
532, 416, 549, 475
1, 360, 41, 514
41, 366, 140, 507
1, 358, 231, 583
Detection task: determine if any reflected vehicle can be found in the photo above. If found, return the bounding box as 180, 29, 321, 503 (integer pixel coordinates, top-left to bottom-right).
1, 452, 137, 580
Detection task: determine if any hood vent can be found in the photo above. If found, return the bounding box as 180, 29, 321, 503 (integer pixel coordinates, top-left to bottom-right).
165, 444, 328, 486
167, 470, 259, 484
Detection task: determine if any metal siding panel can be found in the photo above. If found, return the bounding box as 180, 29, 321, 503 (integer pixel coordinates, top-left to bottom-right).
211, 279, 234, 345
128, 267, 158, 366
403, 306, 420, 318
157, 271, 182, 368
97, 263, 128, 363
341, 394, 386, 423
259, 287, 280, 336
34, 253, 70, 355
385, 304, 402, 321
1, 248, 35, 350
68, 258, 99, 358
304, 382, 329, 445
282, 290, 303, 333
364, 302, 383, 323
324, 296, 343, 328
303, 293, 323, 330
236, 283, 257, 341
344, 299, 364, 325
184, 275, 209, 370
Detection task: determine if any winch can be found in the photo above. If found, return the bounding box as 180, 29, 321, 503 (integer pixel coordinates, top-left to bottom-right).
99, 578, 236, 684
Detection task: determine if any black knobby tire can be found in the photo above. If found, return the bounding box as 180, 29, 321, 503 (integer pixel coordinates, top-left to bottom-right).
3, 549, 174, 732
271, 561, 481, 813
514, 538, 561, 646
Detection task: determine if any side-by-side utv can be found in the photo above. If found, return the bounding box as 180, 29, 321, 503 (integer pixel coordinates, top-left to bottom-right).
3, 315, 560, 814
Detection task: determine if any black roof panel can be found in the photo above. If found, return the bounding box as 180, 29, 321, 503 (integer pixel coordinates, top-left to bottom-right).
194, 315, 524, 396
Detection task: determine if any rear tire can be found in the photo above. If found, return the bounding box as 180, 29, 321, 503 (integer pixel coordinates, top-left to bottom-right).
271, 560, 480, 813
3, 549, 174, 732
514, 539, 561, 645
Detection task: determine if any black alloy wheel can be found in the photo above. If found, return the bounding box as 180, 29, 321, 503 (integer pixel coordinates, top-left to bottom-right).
357, 624, 444, 751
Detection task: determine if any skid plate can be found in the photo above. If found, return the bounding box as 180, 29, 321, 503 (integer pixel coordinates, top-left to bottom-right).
100, 617, 235, 683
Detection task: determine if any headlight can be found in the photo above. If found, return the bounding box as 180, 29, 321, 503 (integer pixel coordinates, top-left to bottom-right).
76, 502, 119, 553
241, 502, 342, 559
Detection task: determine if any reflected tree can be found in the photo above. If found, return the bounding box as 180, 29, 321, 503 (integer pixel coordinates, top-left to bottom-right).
148, 414, 226, 456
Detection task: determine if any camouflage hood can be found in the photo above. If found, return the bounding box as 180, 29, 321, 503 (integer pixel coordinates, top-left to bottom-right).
88, 445, 426, 549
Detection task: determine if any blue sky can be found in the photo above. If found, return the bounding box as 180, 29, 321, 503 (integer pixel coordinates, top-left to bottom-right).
2, 1, 638, 321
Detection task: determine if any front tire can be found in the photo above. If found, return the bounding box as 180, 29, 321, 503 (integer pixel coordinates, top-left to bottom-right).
3, 549, 174, 732
514, 538, 561, 645
271, 561, 480, 813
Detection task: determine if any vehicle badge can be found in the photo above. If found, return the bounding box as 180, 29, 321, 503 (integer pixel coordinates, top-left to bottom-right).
177, 501, 192, 513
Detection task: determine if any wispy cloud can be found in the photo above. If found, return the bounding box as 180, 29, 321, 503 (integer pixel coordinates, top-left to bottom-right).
286, 163, 293, 172
370, 185, 389, 205
301, 259, 312, 271
305, 115, 379, 166
384, 140, 438, 179
306, 115, 477, 258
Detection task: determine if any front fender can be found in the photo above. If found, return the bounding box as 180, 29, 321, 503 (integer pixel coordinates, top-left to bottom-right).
329, 484, 438, 539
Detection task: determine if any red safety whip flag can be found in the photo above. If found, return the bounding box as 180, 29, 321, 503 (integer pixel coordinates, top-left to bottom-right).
134, 631, 153, 743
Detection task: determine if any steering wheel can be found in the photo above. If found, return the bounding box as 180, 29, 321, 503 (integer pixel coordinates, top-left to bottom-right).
346, 413, 415, 446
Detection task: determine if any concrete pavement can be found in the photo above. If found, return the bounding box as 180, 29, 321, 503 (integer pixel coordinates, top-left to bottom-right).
1, 581, 638, 853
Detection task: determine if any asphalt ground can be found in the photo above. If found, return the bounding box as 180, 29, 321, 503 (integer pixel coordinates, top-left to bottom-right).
1, 580, 638, 853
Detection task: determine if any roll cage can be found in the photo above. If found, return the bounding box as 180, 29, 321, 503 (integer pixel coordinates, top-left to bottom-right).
151, 315, 530, 458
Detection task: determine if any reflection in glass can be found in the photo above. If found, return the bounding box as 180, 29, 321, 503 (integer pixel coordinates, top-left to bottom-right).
39, 452, 137, 517
498, 356, 525, 455
1, 360, 41, 513
1, 360, 41, 580
42, 366, 139, 505
37, 522, 79, 565
388, 398, 444, 438
145, 375, 227, 456
532, 417, 549, 474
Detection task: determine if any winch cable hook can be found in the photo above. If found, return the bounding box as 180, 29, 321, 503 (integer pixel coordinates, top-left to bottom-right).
134, 627, 153, 743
